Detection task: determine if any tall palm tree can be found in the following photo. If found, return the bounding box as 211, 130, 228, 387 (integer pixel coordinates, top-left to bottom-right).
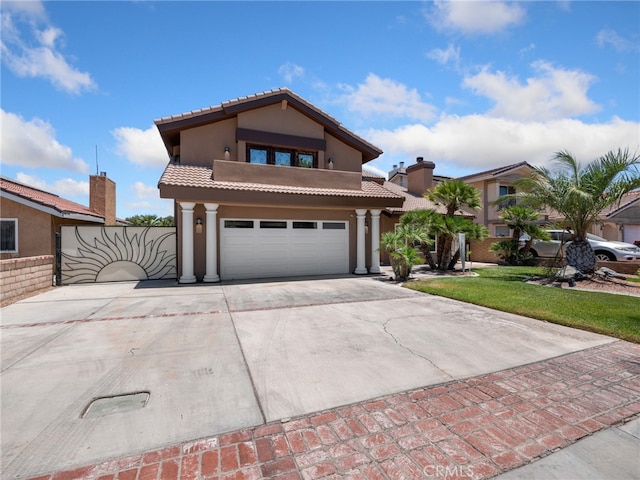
426, 179, 482, 270
515, 148, 640, 272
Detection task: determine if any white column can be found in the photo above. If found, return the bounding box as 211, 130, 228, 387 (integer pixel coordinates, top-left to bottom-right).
354, 209, 368, 274
179, 202, 197, 283
203, 203, 220, 282
369, 209, 381, 274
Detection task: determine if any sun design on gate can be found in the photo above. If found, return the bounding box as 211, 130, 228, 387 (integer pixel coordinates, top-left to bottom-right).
61, 226, 177, 284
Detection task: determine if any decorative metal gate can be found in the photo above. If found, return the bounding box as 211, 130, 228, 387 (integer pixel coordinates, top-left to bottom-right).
59, 226, 177, 284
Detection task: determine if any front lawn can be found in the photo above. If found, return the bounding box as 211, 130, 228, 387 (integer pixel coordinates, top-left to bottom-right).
405, 266, 640, 343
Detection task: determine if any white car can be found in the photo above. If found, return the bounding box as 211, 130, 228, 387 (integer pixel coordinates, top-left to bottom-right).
521, 230, 640, 261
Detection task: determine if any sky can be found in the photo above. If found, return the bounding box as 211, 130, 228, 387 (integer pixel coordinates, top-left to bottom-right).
1, 1, 639, 220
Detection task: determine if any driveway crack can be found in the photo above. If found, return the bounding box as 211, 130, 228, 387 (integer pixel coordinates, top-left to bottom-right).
382, 318, 454, 381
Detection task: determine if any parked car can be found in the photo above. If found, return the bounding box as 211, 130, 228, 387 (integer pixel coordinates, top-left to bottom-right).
520, 230, 640, 261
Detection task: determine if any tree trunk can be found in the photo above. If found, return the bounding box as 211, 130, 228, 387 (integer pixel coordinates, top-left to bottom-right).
421, 243, 437, 269
565, 240, 596, 273
447, 249, 460, 270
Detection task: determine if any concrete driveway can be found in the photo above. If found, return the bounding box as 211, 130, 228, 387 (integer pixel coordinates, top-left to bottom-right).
0, 275, 613, 478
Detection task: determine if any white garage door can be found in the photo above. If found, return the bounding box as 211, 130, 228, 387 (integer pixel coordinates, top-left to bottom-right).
623, 224, 640, 244
220, 219, 349, 280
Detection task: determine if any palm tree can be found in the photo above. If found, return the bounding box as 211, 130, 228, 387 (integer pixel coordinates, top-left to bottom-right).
514, 148, 640, 272
496, 206, 551, 262
380, 224, 430, 281
399, 208, 488, 271
426, 179, 482, 270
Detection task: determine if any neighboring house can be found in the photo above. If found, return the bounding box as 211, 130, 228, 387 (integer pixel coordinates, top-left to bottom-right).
0, 173, 117, 259
595, 190, 640, 244
456, 162, 536, 237
388, 162, 407, 188
155, 88, 403, 282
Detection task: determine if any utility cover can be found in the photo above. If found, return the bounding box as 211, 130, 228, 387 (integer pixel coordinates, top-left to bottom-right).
82, 392, 150, 418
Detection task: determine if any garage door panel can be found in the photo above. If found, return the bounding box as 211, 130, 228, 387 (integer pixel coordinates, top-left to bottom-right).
220, 219, 348, 280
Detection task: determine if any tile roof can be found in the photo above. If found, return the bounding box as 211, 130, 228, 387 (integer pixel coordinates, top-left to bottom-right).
0, 176, 103, 220
154, 88, 382, 162
602, 190, 640, 218
382, 181, 475, 217
158, 164, 402, 199
456, 161, 533, 181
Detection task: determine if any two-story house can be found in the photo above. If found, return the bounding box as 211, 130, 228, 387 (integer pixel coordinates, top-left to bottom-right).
156, 88, 403, 282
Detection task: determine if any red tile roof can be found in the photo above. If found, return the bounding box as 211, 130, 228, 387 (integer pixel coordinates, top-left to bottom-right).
0, 176, 103, 220
158, 164, 402, 199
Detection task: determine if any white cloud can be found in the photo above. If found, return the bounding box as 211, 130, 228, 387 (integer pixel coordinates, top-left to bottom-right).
427, 0, 525, 35
15, 172, 89, 198
338, 74, 437, 123
278, 62, 304, 84
112, 125, 168, 168
427, 44, 461, 67
365, 115, 640, 174
0, 2, 96, 94
463, 61, 599, 121
132, 181, 160, 200
0, 109, 89, 172
596, 28, 640, 53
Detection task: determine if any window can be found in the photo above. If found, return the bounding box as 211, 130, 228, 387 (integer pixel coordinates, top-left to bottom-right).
495, 225, 510, 237
224, 220, 254, 228
260, 221, 286, 229
247, 144, 317, 168
322, 222, 345, 230
1, 219, 17, 252
498, 185, 516, 209
294, 221, 317, 229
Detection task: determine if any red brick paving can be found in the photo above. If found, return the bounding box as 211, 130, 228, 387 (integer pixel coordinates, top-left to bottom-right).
29, 341, 640, 480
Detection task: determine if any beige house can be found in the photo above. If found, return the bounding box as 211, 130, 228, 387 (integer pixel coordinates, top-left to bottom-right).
456, 162, 537, 237
156, 88, 403, 282
0, 174, 116, 260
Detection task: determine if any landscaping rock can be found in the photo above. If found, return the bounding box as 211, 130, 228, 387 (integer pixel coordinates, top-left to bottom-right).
555, 265, 585, 286
595, 267, 627, 280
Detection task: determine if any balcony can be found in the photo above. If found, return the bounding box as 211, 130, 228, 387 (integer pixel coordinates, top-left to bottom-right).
213, 159, 362, 191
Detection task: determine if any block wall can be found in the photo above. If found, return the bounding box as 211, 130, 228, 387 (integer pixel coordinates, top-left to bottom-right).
0, 255, 54, 305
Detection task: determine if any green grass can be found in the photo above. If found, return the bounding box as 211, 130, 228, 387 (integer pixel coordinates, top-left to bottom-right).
406, 266, 640, 343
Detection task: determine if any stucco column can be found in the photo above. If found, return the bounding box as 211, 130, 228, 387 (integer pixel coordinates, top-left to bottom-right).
369, 209, 381, 274
203, 203, 220, 282
179, 202, 196, 284
354, 209, 368, 274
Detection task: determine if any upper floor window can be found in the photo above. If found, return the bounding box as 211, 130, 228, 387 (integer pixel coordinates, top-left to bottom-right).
247, 144, 317, 168
498, 185, 517, 209
1, 219, 18, 253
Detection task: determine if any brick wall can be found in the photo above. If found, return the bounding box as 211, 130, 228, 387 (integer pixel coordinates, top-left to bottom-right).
469, 237, 502, 263
596, 260, 640, 276
0, 255, 54, 305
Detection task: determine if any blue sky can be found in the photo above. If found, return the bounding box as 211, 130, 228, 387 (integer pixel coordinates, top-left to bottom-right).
1, 1, 639, 220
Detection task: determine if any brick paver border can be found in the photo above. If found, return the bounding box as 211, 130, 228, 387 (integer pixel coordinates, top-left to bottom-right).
27, 341, 640, 480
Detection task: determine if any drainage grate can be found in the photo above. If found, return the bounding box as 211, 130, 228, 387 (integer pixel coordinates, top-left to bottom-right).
81, 391, 150, 418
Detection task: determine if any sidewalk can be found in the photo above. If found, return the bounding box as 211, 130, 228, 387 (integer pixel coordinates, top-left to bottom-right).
28, 341, 640, 480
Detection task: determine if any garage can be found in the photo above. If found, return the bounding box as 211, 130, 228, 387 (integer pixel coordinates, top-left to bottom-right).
624, 224, 640, 245
220, 219, 349, 280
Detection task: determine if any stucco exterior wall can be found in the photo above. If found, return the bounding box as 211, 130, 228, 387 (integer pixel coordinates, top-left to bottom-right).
0, 255, 53, 305
1, 198, 53, 259
180, 118, 237, 166
238, 103, 323, 139
325, 134, 362, 173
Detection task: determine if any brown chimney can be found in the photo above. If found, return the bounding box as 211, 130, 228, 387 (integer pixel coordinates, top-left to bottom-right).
407, 157, 435, 195
90, 173, 116, 225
